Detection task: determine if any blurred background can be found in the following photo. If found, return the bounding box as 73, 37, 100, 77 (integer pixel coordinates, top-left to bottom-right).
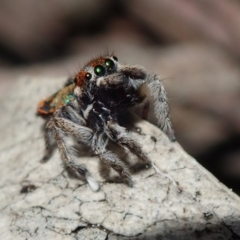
1, 0, 240, 194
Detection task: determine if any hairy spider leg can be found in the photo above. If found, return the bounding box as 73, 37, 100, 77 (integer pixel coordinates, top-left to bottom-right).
92, 133, 133, 187
48, 116, 100, 191
104, 120, 151, 167
144, 74, 175, 141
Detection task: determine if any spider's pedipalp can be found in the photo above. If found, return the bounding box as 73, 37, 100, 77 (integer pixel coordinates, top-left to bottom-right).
118, 64, 147, 80
96, 72, 124, 88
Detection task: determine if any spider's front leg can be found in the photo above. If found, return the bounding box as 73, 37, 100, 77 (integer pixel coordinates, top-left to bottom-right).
92, 133, 133, 187
143, 74, 175, 141
118, 65, 175, 141
88, 103, 134, 187
91, 101, 151, 169
105, 120, 151, 168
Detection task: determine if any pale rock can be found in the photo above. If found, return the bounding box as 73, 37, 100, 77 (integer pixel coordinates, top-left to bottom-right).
0, 77, 240, 239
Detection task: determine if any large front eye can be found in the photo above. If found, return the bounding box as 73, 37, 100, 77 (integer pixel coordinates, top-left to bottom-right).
94, 65, 106, 76
105, 59, 115, 70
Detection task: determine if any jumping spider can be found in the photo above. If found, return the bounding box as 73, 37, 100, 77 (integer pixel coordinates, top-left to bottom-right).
38, 55, 175, 191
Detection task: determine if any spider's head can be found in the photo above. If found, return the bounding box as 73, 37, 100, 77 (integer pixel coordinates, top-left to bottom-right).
73, 55, 119, 97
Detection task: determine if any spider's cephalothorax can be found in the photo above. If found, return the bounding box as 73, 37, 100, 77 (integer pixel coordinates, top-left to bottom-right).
38, 54, 175, 191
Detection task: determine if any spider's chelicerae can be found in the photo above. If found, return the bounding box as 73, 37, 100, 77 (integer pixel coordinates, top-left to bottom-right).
38, 54, 175, 191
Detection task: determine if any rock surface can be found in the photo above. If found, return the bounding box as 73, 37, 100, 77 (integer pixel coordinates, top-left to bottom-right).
1, 77, 240, 239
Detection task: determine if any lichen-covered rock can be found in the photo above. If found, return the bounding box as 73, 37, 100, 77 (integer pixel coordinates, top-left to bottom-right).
0, 77, 240, 239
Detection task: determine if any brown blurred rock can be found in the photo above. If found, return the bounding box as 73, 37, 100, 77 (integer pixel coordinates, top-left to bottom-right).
127, 0, 240, 59
0, 0, 112, 61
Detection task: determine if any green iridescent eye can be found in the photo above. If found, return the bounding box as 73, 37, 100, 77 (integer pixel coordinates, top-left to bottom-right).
105, 59, 115, 69
94, 65, 106, 76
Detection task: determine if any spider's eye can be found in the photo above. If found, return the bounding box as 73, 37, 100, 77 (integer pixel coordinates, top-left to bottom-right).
85, 72, 92, 80
94, 65, 106, 77
113, 56, 118, 61
105, 59, 115, 69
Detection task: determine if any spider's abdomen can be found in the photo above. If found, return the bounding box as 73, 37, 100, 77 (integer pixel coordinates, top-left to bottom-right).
38, 84, 75, 115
